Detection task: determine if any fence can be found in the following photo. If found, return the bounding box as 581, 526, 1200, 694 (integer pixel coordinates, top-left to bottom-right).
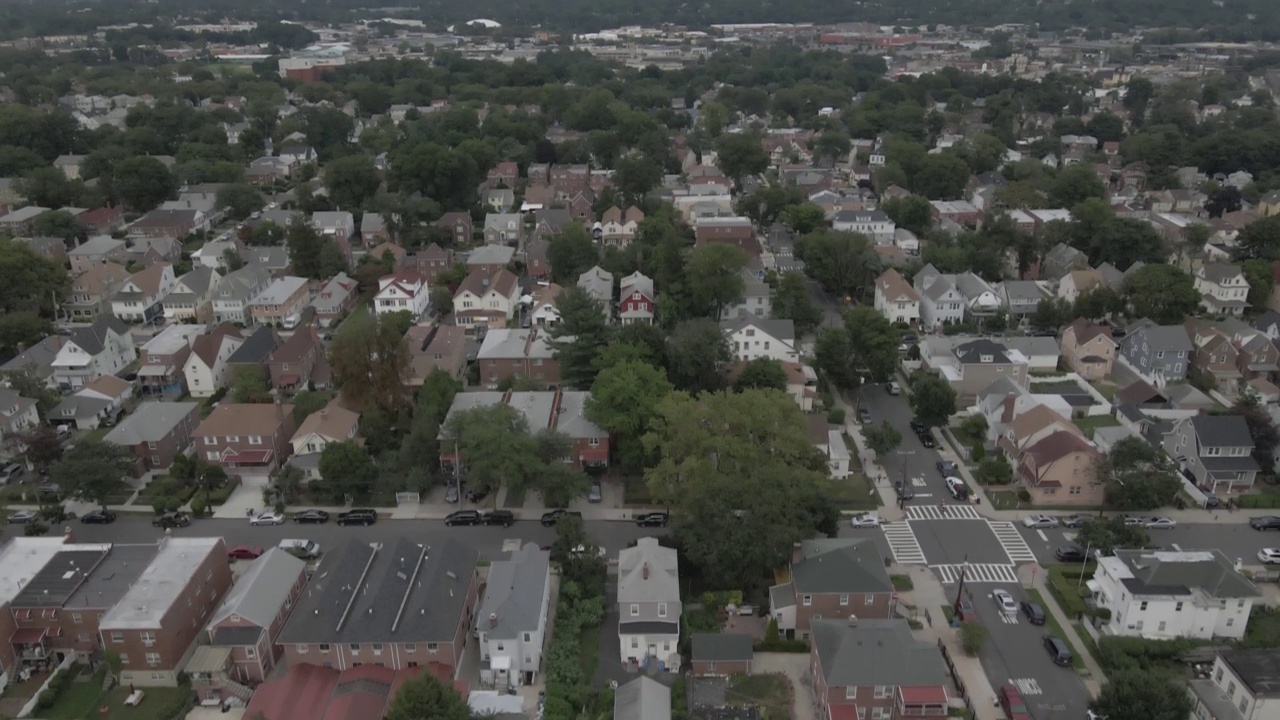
936, 639, 975, 717
394, 492, 421, 505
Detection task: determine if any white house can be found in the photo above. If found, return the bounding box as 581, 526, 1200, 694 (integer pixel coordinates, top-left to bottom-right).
111, 262, 176, 324
453, 269, 520, 329
1088, 549, 1260, 641
287, 404, 360, 480
873, 268, 921, 325
1057, 269, 1105, 304
1189, 649, 1280, 720
373, 269, 430, 319
915, 264, 966, 328
182, 327, 244, 398
50, 315, 137, 390
0, 387, 40, 437
831, 209, 895, 243
721, 318, 799, 363
1194, 263, 1250, 317
475, 543, 552, 688
618, 538, 681, 672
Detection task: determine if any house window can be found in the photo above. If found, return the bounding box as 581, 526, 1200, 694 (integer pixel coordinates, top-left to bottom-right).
245, 647, 255, 658
846, 687, 857, 699
496, 643, 504, 652
1215, 667, 1224, 682
1240, 699, 1249, 714
226, 435, 239, 442
874, 686, 892, 699
865, 595, 874, 605
658, 603, 668, 618
72, 613, 82, 624
523, 633, 531, 642
119, 654, 129, 665
405, 644, 416, 653
1158, 621, 1166, 632
372, 644, 383, 654
427, 643, 438, 653
588, 437, 600, 447
872, 709, 892, 720
631, 604, 640, 616
1228, 682, 1236, 696
145, 653, 161, 666
111, 632, 124, 643
350, 643, 360, 653
1139, 601, 1148, 611
802, 595, 812, 606
205, 451, 219, 461
249, 436, 262, 445
1227, 618, 1235, 627
319, 644, 330, 654
141, 632, 155, 646
839, 594, 849, 606
297, 645, 308, 654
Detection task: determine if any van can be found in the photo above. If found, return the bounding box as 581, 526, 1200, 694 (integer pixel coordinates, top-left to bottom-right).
1043, 635, 1073, 666
278, 539, 321, 559
282, 314, 301, 330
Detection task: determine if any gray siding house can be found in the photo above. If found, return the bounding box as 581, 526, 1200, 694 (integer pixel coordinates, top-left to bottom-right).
617, 537, 681, 672
1119, 321, 1193, 386
721, 268, 772, 321
475, 543, 552, 688
1163, 415, 1259, 494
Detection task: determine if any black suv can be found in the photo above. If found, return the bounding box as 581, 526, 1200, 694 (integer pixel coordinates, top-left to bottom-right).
337, 509, 377, 526
445, 510, 483, 526
894, 481, 915, 500
483, 510, 516, 527
541, 509, 583, 526
1251, 516, 1280, 531
1020, 601, 1046, 625
1043, 635, 1073, 666
1055, 545, 1087, 563
636, 512, 669, 528
152, 511, 191, 529
936, 460, 959, 477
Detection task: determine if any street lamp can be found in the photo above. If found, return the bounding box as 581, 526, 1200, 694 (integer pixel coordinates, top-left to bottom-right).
1076, 540, 1093, 590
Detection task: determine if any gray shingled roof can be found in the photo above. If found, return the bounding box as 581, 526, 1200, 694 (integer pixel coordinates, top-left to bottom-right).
812, 619, 947, 687
476, 543, 549, 640
226, 326, 277, 364
207, 547, 306, 629
1132, 322, 1193, 352
618, 537, 679, 604
791, 538, 892, 594
1114, 549, 1261, 600
720, 317, 796, 343
614, 677, 671, 720
69, 316, 128, 355
1190, 415, 1254, 449
104, 401, 198, 446
691, 633, 753, 662
954, 339, 1011, 365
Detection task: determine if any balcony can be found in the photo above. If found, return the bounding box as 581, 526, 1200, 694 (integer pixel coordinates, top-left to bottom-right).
11, 627, 51, 662
898, 687, 948, 717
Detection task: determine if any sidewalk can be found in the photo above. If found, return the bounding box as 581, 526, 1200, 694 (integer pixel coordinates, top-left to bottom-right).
1018, 564, 1105, 698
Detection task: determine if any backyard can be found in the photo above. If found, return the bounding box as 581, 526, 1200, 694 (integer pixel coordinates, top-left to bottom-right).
38, 667, 192, 720
728, 673, 793, 720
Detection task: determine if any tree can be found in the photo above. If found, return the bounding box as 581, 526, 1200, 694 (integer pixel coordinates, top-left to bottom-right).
780, 203, 827, 235
1, 367, 59, 420
1125, 265, 1201, 325
49, 440, 135, 510
383, 668, 472, 720
909, 372, 957, 428
442, 403, 539, 495
18, 167, 80, 209
1236, 215, 1280, 262
814, 327, 860, 389
643, 389, 832, 588
843, 306, 901, 382
546, 224, 599, 284
1076, 517, 1151, 555
587, 360, 673, 472
1049, 165, 1107, 208
317, 441, 378, 500
1223, 397, 1280, 467
796, 230, 880, 300
960, 621, 988, 656
734, 358, 787, 392
0, 238, 69, 320
0, 311, 53, 362
215, 184, 265, 222
1031, 296, 1073, 332
537, 457, 592, 508
666, 318, 731, 394
30, 210, 86, 243
21, 426, 63, 468
1123, 77, 1156, 119
682, 243, 747, 318
546, 286, 612, 389
864, 421, 902, 457
1098, 436, 1182, 511
771, 271, 822, 336
882, 195, 934, 235
291, 390, 332, 424
910, 152, 971, 201
1074, 287, 1124, 321
714, 132, 769, 186
328, 314, 412, 415
1092, 670, 1190, 720
613, 153, 663, 202
230, 365, 271, 403
112, 156, 177, 212
975, 457, 1013, 485
1244, 259, 1274, 311
324, 154, 382, 212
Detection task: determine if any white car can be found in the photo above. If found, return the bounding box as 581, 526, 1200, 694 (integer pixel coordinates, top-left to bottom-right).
850, 512, 881, 528
1144, 517, 1177, 529
1259, 549, 1280, 565
992, 588, 1018, 615
1022, 514, 1060, 529
945, 476, 969, 499
250, 511, 285, 526
886, 381, 901, 395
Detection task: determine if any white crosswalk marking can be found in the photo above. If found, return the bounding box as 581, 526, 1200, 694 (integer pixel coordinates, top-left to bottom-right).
999, 613, 1020, 625
1007, 678, 1043, 696
988, 521, 1039, 563
932, 563, 1020, 584
904, 504, 983, 521
882, 522, 927, 564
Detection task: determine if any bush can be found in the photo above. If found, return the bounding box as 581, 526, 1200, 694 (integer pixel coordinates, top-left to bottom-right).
189, 493, 208, 516
24, 521, 49, 536
960, 620, 988, 655
36, 688, 57, 710
1017, 489, 1032, 502
754, 638, 808, 652
827, 408, 846, 425
764, 618, 780, 644
208, 476, 239, 505
1096, 636, 1206, 673
151, 495, 172, 514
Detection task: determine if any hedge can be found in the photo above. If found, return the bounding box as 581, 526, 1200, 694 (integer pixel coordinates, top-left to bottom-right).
1046, 566, 1091, 617
208, 476, 240, 505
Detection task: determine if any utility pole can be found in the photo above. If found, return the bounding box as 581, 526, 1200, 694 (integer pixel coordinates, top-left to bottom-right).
953, 554, 969, 617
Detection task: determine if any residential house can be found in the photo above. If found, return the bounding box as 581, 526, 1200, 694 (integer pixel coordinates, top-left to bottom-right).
66, 263, 130, 320
192, 237, 241, 273
453, 268, 520, 329
129, 208, 204, 239
1000, 281, 1046, 323
199, 548, 307, 692
723, 318, 799, 363
1186, 319, 1244, 395
1, 336, 66, 390
310, 272, 358, 328
1018, 430, 1105, 506
128, 236, 182, 268
807, 414, 851, 479
1221, 317, 1280, 383
873, 269, 921, 325
475, 543, 552, 688
769, 539, 896, 641
927, 338, 1029, 396
599, 206, 644, 247
374, 269, 430, 319
104, 401, 201, 474
183, 325, 244, 398
268, 328, 324, 393
99, 537, 233, 686
529, 208, 574, 245
915, 265, 966, 329
487, 161, 519, 189
615, 678, 670, 720
439, 390, 608, 470
249, 276, 310, 326
484, 213, 524, 245
17, 236, 68, 266
1061, 319, 1118, 380
1042, 243, 1090, 281
0, 206, 50, 234
435, 212, 473, 246
310, 211, 356, 257
224, 326, 280, 380
1089, 549, 1260, 641
366, 242, 407, 271
1195, 263, 1250, 317
138, 324, 204, 396
0, 387, 39, 438
477, 328, 559, 389
465, 245, 516, 276
619, 272, 656, 325
414, 243, 456, 287
194, 402, 297, 472
523, 236, 551, 281
721, 269, 772, 321
929, 199, 982, 226
405, 324, 467, 385
360, 213, 390, 245
51, 315, 136, 390
809, 619, 949, 720
1188, 649, 1280, 720
692, 216, 758, 256
68, 236, 128, 274
690, 634, 754, 677
277, 537, 480, 677
529, 283, 564, 328
832, 209, 895, 243
111, 262, 176, 324
577, 266, 614, 318
484, 187, 515, 213
1163, 415, 1260, 495
54, 154, 85, 179
288, 403, 360, 480
1058, 269, 1105, 304
163, 267, 222, 323
1118, 321, 1193, 386
617, 538, 681, 672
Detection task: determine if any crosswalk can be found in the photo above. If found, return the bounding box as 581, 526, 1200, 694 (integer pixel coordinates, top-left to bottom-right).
882, 522, 927, 564
904, 504, 983, 521
997, 612, 1020, 625
1007, 678, 1043, 696
988, 521, 1039, 563
932, 563, 1020, 584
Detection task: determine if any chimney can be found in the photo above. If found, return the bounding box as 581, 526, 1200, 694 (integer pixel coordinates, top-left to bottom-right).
488, 612, 498, 629
642, 562, 649, 580
848, 615, 858, 627
791, 541, 804, 565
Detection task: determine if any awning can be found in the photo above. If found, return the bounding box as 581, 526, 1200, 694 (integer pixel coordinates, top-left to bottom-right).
10, 628, 48, 645
899, 686, 948, 704
136, 365, 171, 377
1086, 579, 1102, 592
579, 448, 608, 463
223, 449, 273, 465
276, 374, 300, 386
186, 645, 232, 674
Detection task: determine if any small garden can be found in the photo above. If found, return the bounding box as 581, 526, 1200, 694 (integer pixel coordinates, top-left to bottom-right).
35, 663, 193, 720
542, 518, 610, 720
729, 674, 793, 720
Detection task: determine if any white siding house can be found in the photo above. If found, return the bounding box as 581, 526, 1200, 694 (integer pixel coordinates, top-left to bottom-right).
475, 543, 552, 688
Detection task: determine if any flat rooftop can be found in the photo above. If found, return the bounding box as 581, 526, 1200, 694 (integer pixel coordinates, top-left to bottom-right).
12, 549, 110, 608
99, 537, 221, 630
0, 538, 82, 605
68, 544, 158, 610
142, 324, 206, 355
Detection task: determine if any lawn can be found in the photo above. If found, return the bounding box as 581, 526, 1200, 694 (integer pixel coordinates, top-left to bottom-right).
830, 470, 882, 510
987, 490, 1019, 510
623, 476, 654, 506
1073, 414, 1120, 438
729, 673, 792, 719
41, 668, 106, 720
578, 625, 601, 678
336, 301, 372, 337
83, 426, 110, 443
41, 669, 191, 720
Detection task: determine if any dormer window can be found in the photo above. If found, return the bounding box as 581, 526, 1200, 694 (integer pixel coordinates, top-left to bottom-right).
980, 354, 994, 363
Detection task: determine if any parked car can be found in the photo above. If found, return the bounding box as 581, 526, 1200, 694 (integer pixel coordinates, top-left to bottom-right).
1043, 635, 1073, 666
1144, 517, 1177, 529
945, 476, 969, 500
80, 510, 116, 524
250, 511, 286, 526
1020, 601, 1046, 625
886, 381, 901, 395
337, 509, 377, 526
7, 510, 38, 524
635, 512, 669, 528
588, 480, 602, 503
909, 419, 926, 434
445, 510, 483, 527
541, 509, 583, 527
444, 483, 459, 504
857, 408, 872, 424
483, 510, 516, 527
0, 462, 24, 484
992, 588, 1018, 615
152, 511, 191, 529
1055, 545, 1087, 563
228, 545, 265, 560
1022, 514, 1059, 529
1258, 548, 1280, 565
278, 539, 322, 559
850, 511, 881, 528
936, 460, 959, 477
293, 510, 330, 524
999, 685, 1032, 720
1122, 515, 1146, 526
465, 487, 489, 503
1251, 516, 1280, 531
1060, 514, 1087, 528
894, 481, 915, 501
916, 431, 936, 449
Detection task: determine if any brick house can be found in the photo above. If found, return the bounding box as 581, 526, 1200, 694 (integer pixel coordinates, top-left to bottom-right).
406, 323, 468, 385
690, 634, 753, 677
465, 245, 515, 277
809, 618, 949, 720
68, 236, 129, 275
693, 217, 759, 256
194, 403, 297, 472
769, 539, 896, 641
129, 208, 204, 239
268, 327, 324, 393
201, 548, 307, 687
477, 328, 560, 389
434, 212, 473, 246
103, 401, 201, 474
99, 537, 234, 687
277, 537, 479, 678
414, 243, 456, 287
78, 205, 124, 235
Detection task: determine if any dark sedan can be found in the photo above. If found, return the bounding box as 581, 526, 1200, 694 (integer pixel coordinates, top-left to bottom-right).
445, 510, 483, 526
293, 510, 331, 524
541, 509, 583, 527
1055, 545, 1088, 563
80, 510, 117, 524
635, 512, 669, 528
336, 509, 377, 526
1251, 516, 1280, 531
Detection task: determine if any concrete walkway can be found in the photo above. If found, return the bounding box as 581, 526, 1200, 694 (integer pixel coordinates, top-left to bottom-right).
752, 653, 815, 720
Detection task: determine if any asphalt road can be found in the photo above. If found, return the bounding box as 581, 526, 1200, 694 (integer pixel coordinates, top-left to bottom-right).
858, 381, 963, 506
1018, 518, 1280, 568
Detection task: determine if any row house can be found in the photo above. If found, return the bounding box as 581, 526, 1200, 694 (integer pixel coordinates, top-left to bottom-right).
692, 216, 759, 256
439, 390, 609, 470
103, 401, 201, 474
832, 209, 895, 244
0, 206, 50, 234
50, 315, 136, 390
477, 328, 559, 389
249, 276, 310, 326
194, 402, 297, 472
810, 619, 949, 720
929, 199, 982, 226
66, 263, 130, 320
68, 236, 128, 274
529, 283, 563, 327
129, 208, 205, 239
111, 262, 176, 325
599, 205, 644, 247
770, 539, 896, 641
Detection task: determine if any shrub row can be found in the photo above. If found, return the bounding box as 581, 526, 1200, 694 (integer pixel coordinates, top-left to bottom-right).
34, 666, 74, 710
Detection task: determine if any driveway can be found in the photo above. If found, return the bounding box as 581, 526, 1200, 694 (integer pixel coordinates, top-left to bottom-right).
752, 653, 816, 720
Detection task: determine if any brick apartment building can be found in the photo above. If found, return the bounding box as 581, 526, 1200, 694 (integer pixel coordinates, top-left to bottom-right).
770, 539, 896, 641
194, 403, 297, 472
476, 328, 560, 389
439, 390, 608, 470
810, 619, 949, 720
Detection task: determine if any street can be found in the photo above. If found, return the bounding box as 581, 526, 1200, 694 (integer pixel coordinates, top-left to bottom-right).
1016, 517, 1279, 569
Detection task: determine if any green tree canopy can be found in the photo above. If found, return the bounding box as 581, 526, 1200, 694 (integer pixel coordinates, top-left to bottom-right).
909, 371, 958, 428
587, 359, 674, 473
665, 318, 731, 394
1125, 265, 1201, 325
317, 441, 378, 501
383, 668, 472, 720
50, 440, 135, 510
1098, 436, 1182, 511
546, 285, 612, 389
